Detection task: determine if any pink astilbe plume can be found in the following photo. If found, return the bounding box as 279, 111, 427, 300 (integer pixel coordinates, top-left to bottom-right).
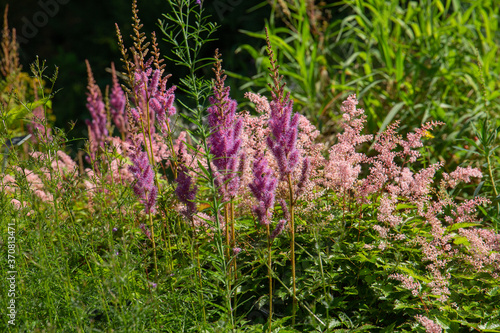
458, 227, 500, 274
175, 140, 198, 220
131, 56, 176, 136
249, 154, 277, 225
389, 273, 421, 296
415, 315, 442, 333
128, 144, 158, 214
442, 166, 483, 189
175, 164, 198, 220
324, 94, 371, 192
207, 50, 244, 200
85, 60, 108, 162
109, 62, 127, 137
266, 82, 300, 178
238, 93, 324, 215
28, 85, 52, 143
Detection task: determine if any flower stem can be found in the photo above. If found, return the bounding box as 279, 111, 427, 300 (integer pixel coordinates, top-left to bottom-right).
287, 173, 297, 325
267, 223, 273, 333
148, 212, 158, 276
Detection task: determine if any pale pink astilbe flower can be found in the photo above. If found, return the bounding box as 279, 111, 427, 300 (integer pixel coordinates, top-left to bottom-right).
442, 166, 482, 189
27, 151, 78, 187
85, 60, 108, 163
450, 197, 490, 225
402, 121, 444, 163
1, 174, 16, 194
12, 166, 53, 203
426, 263, 451, 302
415, 315, 442, 333
385, 162, 442, 204
324, 95, 371, 192
373, 224, 389, 238
377, 195, 402, 227
417, 232, 454, 302
389, 273, 421, 296
55, 151, 78, 175
245, 92, 271, 114
360, 120, 443, 199
458, 227, 500, 273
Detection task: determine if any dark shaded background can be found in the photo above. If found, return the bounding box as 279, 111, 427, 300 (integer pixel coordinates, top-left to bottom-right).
1, 0, 268, 148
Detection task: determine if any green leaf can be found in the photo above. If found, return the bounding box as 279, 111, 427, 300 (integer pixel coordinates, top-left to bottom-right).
448, 222, 481, 232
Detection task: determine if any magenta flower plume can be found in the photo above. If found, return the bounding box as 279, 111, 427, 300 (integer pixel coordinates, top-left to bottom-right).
266, 91, 301, 177
249, 154, 277, 225
110, 62, 127, 136
131, 57, 177, 135
175, 164, 198, 220
129, 146, 158, 214
85, 60, 108, 161
207, 50, 244, 199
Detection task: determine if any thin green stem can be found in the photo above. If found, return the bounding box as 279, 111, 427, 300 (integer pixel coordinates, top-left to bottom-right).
149, 212, 158, 276
287, 173, 297, 325
267, 223, 273, 333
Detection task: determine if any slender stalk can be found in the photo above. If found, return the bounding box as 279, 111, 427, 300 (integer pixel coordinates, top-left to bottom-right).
191, 219, 206, 325
149, 212, 158, 276
287, 173, 297, 325
225, 205, 231, 265
486, 153, 499, 232
486, 154, 498, 198
267, 223, 273, 333
230, 201, 237, 278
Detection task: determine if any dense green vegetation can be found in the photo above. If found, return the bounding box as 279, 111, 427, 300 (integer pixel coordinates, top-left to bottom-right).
1, 1, 499, 332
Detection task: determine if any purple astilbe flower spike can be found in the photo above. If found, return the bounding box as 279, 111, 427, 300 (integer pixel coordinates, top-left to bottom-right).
140, 223, 152, 240
271, 219, 287, 239
249, 154, 277, 225
207, 50, 244, 200
267, 92, 301, 177
131, 56, 177, 136
85, 60, 108, 162
129, 145, 158, 214
264, 37, 302, 179
294, 158, 310, 199
175, 164, 198, 220
109, 62, 127, 136
271, 200, 289, 239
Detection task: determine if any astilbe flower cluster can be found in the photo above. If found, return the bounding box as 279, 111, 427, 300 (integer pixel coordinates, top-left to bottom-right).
206, 50, 244, 200
236, 92, 323, 216
128, 141, 158, 214
415, 315, 442, 333
175, 139, 198, 221
109, 62, 127, 137
130, 56, 177, 136
389, 273, 422, 296
324, 95, 372, 192
249, 155, 277, 225
85, 60, 108, 162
